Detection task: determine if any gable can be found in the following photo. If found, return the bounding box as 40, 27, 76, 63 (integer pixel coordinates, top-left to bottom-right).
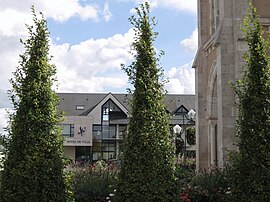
88, 93, 130, 124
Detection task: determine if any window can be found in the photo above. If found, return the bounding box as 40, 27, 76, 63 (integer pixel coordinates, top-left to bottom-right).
92, 124, 117, 139
102, 142, 116, 152
61, 124, 74, 137
102, 107, 109, 121
101, 99, 127, 122
92, 123, 118, 162
76, 105, 85, 110
92, 142, 116, 161
75, 146, 91, 162
101, 142, 116, 160
102, 125, 116, 139
93, 124, 102, 140
119, 125, 127, 139
92, 152, 102, 161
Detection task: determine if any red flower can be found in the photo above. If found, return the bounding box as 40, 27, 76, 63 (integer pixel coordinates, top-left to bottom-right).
180, 192, 191, 202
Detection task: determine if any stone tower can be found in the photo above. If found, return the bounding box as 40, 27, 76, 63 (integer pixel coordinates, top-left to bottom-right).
194, 0, 270, 169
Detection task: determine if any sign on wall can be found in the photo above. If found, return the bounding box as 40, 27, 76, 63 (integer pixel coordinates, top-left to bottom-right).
64, 138, 92, 146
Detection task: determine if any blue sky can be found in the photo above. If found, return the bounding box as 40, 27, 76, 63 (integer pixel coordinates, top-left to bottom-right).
0, 0, 197, 132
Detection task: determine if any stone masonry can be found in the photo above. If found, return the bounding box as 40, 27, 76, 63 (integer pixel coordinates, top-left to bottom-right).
194, 0, 270, 170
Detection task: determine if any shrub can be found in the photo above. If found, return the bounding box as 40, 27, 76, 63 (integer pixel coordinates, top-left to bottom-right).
69, 161, 119, 202
117, 2, 175, 201
0, 7, 66, 201
174, 161, 196, 194
179, 167, 231, 202
232, 2, 270, 201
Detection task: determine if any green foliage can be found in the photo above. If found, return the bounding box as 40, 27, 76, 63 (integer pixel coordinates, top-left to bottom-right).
64, 168, 76, 202
179, 167, 231, 202
117, 2, 176, 201
231, 2, 270, 201
0, 6, 66, 201
174, 164, 195, 192
67, 161, 118, 202
176, 134, 184, 156
186, 127, 195, 146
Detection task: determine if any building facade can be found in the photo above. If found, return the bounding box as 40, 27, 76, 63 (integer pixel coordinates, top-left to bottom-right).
194, 0, 270, 169
58, 93, 195, 162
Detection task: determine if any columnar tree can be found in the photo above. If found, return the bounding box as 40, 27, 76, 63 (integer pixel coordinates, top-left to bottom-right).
232, 3, 270, 201
117, 3, 176, 201
0, 7, 66, 201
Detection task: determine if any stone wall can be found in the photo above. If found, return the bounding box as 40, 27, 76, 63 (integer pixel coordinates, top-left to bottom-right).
194, 0, 270, 170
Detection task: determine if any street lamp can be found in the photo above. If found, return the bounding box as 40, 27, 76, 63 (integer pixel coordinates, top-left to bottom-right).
173, 109, 196, 164
187, 109, 196, 121
173, 124, 182, 135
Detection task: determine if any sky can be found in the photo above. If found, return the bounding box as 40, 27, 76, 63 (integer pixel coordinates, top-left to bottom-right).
0, 0, 198, 133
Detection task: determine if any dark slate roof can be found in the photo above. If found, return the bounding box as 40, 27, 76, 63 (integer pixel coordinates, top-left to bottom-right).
57, 93, 195, 116
163, 94, 195, 114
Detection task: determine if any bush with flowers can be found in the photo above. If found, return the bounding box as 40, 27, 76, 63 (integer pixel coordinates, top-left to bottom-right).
174, 157, 196, 193
65, 160, 119, 202
179, 166, 231, 202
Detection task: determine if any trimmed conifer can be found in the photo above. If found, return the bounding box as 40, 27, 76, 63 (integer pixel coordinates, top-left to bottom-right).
117, 2, 176, 201
0, 7, 66, 201
231, 2, 270, 201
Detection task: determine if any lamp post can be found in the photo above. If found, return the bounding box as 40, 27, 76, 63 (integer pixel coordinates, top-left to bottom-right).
187, 109, 196, 122
173, 109, 196, 164
173, 124, 183, 163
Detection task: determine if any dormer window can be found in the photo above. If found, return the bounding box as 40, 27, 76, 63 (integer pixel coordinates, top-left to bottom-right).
174, 105, 188, 116
173, 105, 196, 125
76, 105, 85, 110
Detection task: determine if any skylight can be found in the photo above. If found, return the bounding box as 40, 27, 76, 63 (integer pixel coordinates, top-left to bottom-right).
76, 105, 85, 110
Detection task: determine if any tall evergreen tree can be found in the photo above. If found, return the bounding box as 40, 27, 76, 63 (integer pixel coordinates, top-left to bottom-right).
231, 2, 270, 201
0, 7, 66, 201
117, 3, 176, 201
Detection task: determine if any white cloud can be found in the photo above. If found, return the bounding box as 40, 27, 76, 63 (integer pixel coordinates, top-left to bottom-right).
50, 29, 134, 92
130, 8, 137, 14
0, 0, 131, 94
0, 37, 23, 92
180, 28, 198, 53
103, 1, 113, 22
0, 0, 100, 80
1, 0, 99, 24
0, 9, 32, 37
76, 5, 98, 21
129, 0, 157, 13
0, 1, 135, 100
129, 0, 197, 14
55, 71, 128, 93
165, 62, 195, 94
157, 0, 197, 14
0, 108, 10, 134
